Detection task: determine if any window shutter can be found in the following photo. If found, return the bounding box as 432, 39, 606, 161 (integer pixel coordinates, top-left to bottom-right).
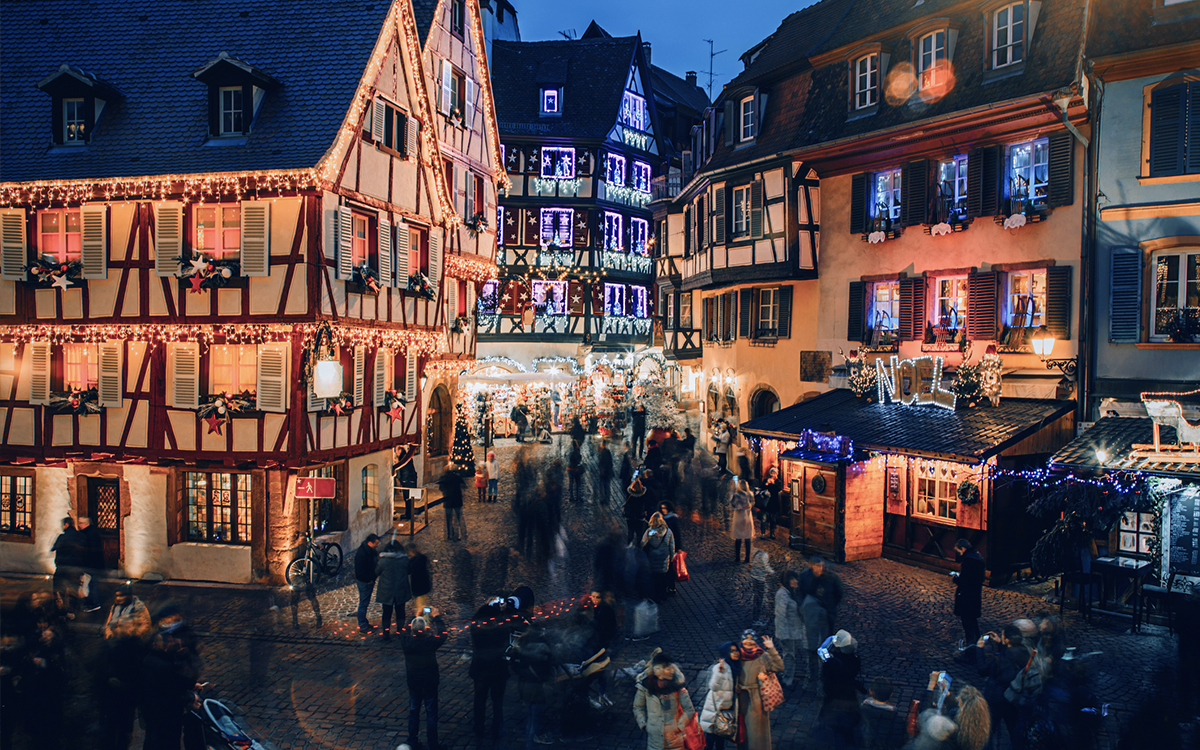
1047, 131, 1074, 208
0, 209, 26, 281
464, 77, 475, 128
373, 97, 386, 141
901, 160, 929, 227
405, 350, 419, 402
847, 280, 866, 342
849, 173, 868, 234
966, 149, 984, 218
1188, 82, 1200, 173
1109, 248, 1142, 343
440, 61, 454, 116
240, 201, 271, 277
406, 115, 420, 159
166, 474, 182, 546
307, 378, 327, 412
374, 347, 392, 405
1149, 84, 1185, 177
395, 222, 410, 283
464, 169, 475, 219
256, 343, 288, 413
28, 341, 50, 405
378, 215, 392, 286
980, 146, 1002, 217
750, 181, 764, 238
429, 228, 442, 292
899, 277, 926, 341
713, 186, 726, 244
154, 201, 183, 277
169, 342, 199, 409
739, 288, 754, 338
337, 206, 354, 279
967, 271, 1000, 341
446, 281, 457, 326
80, 204, 108, 280
353, 345, 366, 407
572, 209, 589, 248
568, 281, 584, 314
97, 341, 123, 408
724, 100, 735, 146
777, 286, 793, 338
1044, 265, 1072, 340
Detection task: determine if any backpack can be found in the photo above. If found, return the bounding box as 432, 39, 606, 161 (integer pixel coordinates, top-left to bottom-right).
1004, 650, 1044, 706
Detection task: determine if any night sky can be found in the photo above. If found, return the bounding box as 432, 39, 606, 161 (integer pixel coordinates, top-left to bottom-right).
509, 0, 822, 99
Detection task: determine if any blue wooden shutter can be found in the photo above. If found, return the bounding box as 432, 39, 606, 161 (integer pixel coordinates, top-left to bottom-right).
850, 173, 868, 234
847, 280, 866, 342
1044, 265, 1073, 340
1109, 248, 1142, 343
1047, 132, 1074, 208
1187, 82, 1200, 174
1149, 84, 1186, 177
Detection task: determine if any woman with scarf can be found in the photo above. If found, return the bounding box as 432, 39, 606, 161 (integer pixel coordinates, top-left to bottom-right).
734, 629, 784, 750
731, 481, 756, 563
642, 512, 677, 603
699, 642, 740, 750
633, 652, 695, 750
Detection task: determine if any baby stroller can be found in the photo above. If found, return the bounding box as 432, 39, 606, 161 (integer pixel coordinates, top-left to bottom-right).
187, 697, 277, 750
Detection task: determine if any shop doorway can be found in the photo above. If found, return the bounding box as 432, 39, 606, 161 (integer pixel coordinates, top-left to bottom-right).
86, 477, 121, 569
788, 463, 839, 559
427, 385, 452, 456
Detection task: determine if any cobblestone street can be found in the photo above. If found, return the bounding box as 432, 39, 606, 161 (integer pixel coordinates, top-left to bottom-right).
4, 436, 1193, 750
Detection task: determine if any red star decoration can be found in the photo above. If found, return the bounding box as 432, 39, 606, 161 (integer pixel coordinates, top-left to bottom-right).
188, 274, 206, 293
333, 401, 346, 416
204, 414, 224, 435
385, 405, 404, 423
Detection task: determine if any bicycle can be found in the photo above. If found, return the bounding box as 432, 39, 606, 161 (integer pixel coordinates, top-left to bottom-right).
285, 530, 343, 587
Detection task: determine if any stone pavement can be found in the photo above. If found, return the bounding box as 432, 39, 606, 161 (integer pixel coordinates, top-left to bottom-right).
2, 434, 1193, 750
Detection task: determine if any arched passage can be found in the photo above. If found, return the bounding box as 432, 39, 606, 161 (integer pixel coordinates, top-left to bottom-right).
750, 387, 781, 420
427, 384, 452, 456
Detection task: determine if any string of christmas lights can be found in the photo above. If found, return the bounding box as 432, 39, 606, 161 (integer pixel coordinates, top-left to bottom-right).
443, 253, 498, 284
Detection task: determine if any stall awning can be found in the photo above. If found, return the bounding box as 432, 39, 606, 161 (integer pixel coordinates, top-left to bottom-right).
740, 389, 1075, 463
1050, 417, 1200, 478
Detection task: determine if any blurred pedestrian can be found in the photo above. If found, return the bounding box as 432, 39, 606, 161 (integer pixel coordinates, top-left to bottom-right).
485, 450, 500, 503
470, 601, 512, 740
731, 481, 755, 563
750, 550, 775, 627
820, 629, 862, 750
699, 643, 738, 750
353, 533, 380, 632
597, 439, 615, 506
510, 625, 555, 749
973, 622, 1030, 746
735, 630, 785, 750
632, 404, 648, 456
762, 468, 782, 539
953, 539, 986, 648
568, 439, 585, 503
51, 516, 85, 606
438, 467, 467, 542
801, 589, 831, 686
588, 589, 618, 705
660, 502, 683, 551
625, 479, 649, 543
99, 584, 149, 750
572, 416, 587, 446
800, 556, 843, 634
860, 677, 896, 750
774, 571, 803, 686
78, 515, 104, 611
401, 609, 449, 750
139, 604, 201, 750
642, 512, 676, 604
103, 583, 151, 641
633, 652, 695, 750
376, 539, 411, 640
712, 421, 731, 474
406, 541, 432, 613
24, 616, 70, 750
620, 441, 636, 493
512, 403, 529, 442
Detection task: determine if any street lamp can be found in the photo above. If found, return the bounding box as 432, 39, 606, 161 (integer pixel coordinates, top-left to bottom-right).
1030, 326, 1077, 378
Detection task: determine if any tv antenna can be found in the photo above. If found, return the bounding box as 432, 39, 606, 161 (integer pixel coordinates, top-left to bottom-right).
702, 39, 727, 101
558, 29, 577, 40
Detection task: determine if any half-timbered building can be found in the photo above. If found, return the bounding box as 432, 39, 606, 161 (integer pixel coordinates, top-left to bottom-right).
0, 0, 461, 583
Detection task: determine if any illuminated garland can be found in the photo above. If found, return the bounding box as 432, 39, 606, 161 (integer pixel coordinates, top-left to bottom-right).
532, 356, 583, 375
443, 253, 497, 283
1, 171, 319, 208
531, 178, 582, 195
603, 184, 652, 208
471, 356, 528, 373
424, 358, 474, 378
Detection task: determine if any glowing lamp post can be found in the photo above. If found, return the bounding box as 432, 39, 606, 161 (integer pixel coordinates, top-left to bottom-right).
1030, 326, 1077, 379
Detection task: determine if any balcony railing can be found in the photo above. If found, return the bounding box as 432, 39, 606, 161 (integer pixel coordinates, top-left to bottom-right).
651, 173, 682, 202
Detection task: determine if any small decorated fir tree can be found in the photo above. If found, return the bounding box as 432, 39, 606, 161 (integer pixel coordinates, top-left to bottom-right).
641, 372, 682, 432
451, 398, 475, 471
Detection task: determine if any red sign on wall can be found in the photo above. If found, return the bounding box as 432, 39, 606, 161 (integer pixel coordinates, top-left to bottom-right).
295, 477, 337, 499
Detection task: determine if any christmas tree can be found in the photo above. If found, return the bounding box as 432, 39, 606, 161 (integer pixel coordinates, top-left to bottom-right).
451, 396, 475, 471
641, 372, 682, 432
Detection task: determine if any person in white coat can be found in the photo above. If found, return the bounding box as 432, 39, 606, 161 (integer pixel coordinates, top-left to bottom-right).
774, 571, 804, 687
698, 642, 739, 750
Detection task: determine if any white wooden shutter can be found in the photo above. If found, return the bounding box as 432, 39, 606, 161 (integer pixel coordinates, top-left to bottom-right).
169, 342, 199, 409
240, 201, 271, 277
406, 116, 419, 160
429, 228, 442, 290
80, 204, 108, 280
154, 201, 184, 276
405, 350, 419, 402
378, 215, 392, 286
374, 347, 392, 405
256, 343, 288, 413
395, 222, 410, 284
440, 60, 453, 116
372, 97, 386, 142
353, 345, 366, 406
464, 170, 475, 219
464, 78, 475, 129
337, 206, 354, 279
456, 165, 468, 218
446, 281, 458, 325
307, 380, 327, 412
0, 209, 26, 281
97, 341, 123, 408
28, 341, 50, 405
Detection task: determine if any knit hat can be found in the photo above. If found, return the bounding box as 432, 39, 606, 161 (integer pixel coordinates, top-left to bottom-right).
833, 629, 858, 653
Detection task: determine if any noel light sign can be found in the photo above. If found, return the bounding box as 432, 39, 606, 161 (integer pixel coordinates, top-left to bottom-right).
875, 355, 957, 410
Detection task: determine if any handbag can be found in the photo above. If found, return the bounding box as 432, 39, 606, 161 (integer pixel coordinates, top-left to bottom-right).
712, 709, 738, 739
681, 695, 705, 750
758, 670, 785, 712
905, 698, 921, 735
671, 551, 690, 582
632, 600, 660, 637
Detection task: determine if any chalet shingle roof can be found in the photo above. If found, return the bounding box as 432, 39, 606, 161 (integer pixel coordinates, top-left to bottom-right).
740, 388, 1075, 462
1087, 0, 1200, 60
491, 37, 639, 141
1050, 417, 1200, 478
726, 0, 855, 89
650, 66, 709, 114
1, 0, 391, 183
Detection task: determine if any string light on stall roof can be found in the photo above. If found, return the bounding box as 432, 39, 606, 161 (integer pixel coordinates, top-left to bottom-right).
988, 464, 1151, 493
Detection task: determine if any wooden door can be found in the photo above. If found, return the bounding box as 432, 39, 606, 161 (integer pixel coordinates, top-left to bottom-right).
87, 477, 121, 569
800, 464, 840, 559
789, 476, 806, 548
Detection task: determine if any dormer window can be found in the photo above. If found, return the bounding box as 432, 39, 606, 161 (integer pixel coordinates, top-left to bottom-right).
992, 3, 1024, 68
542, 88, 561, 116
220, 87, 244, 135
192, 52, 278, 139
64, 99, 87, 142
36, 64, 120, 146
855, 54, 878, 109
740, 96, 756, 141
918, 31, 947, 90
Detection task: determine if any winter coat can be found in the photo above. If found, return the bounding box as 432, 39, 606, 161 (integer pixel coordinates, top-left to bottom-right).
510, 630, 554, 704
800, 569, 843, 624
469, 618, 512, 681
820, 650, 862, 729
80, 524, 104, 568
438, 471, 465, 509
712, 427, 730, 455
642, 527, 676, 573
52, 528, 85, 569
750, 552, 775, 582
730, 492, 755, 540
375, 548, 411, 605
698, 661, 736, 734
663, 513, 683, 551
104, 596, 152, 640
408, 553, 432, 597
737, 646, 785, 750
633, 666, 695, 750
486, 457, 500, 481
400, 617, 448, 689
598, 447, 614, 479
801, 594, 832, 651
774, 586, 804, 641
974, 642, 1028, 715
954, 549, 986, 619
354, 542, 378, 583
631, 408, 647, 437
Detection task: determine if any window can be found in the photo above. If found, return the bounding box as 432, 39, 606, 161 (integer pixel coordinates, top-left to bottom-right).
680, 292, 692, 328
64, 98, 86, 142
918, 31, 947, 90
532, 280, 567, 314
219, 87, 244, 135
1007, 137, 1049, 208
935, 276, 969, 330
871, 280, 901, 331
631, 218, 649, 255
604, 212, 624, 250
1119, 511, 1157, 556
740, 96, 755, 141
993, 3, 1025, 68
540, 146, 576, 179
210, 344, 257, 395
1152, 250, 1200, 338
308, 465, 344, 533
64, 343, 98, 390
936, 156, 969, 221
184, 471, 251, 544
409, 226, 428, 275
630, 286, 649, 318
443, 158, 454, 200
457, 279, 468, 316
450, 0, 466, 35
541, 88, 561, 115
758, 288, 780, 335
873, 169, 902, 222
732, 186, 751, 236
479, 280, 498, 313
0, 475, 33, 536
39, 209, 81, 263
605, 153, 627, 185
1007, 269, 1046, 328
855, 54, 878, 109
362, 465, 378, 509
375, 100, 410, 156
621, 91, 647, 131
352, 212, 370, 267
915, 473, 957, 521
632, 161, 652, 192
473, 174, 486, 218
665, 292, 676, 329
539, 208, 574, 246
604, 283, 626, 315
194, 204, 241, 260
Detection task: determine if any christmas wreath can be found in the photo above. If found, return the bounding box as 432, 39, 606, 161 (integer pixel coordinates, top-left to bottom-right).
464, 212, 490, 235
408, 272, 436, 300
198, 391, 256, 420
328, 391, 355, 416
25, 258, 84, 289
50, 388, 100, 415
957, 479, 980, 506
177, 253, 240, 293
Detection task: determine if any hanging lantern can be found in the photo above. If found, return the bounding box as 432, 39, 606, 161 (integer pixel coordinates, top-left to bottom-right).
313, 360, 343, 398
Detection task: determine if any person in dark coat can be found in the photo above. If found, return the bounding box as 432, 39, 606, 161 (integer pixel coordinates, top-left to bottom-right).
510, 624, 555, 749
353, 534, 380, 632
51, 516, 85, 605
470, 602, 512, 739
631, 404, 647, 455
658, 501, 683, 552
762, 467, 783, 539
800, 556, 843, 633
78, 515, 104, 611
139, 605, 201, 750
571, 416, 586, 446
596, 439, 615, 506
97, 585, 148, 750
567, 439, 585, 503
375, 540, 410, 640
820, 629, 863, 750
406, 541, 432, 612
439, 468, 467, 541
974, 621, 1031, 746
643, 438, 663, 475
620, 441, 635, 490
512, 403, 529, 442
624, 480, 648, 544
400, 610, 449, 750
953, 539, 986, 647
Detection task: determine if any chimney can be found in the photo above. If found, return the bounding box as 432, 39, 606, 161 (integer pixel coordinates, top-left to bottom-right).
642, 42, 652, 67
686, 71, 697, 87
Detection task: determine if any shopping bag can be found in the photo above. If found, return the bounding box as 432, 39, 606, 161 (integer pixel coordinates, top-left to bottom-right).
671, 551, 690, 582
905, 698, 921, 735
758, 670, 785, 712
632, 600, 659, 637
683, 707, 706, 750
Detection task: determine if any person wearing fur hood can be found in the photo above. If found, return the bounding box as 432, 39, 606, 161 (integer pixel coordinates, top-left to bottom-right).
699, 642, 740, 749
633, 652, 695, 750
